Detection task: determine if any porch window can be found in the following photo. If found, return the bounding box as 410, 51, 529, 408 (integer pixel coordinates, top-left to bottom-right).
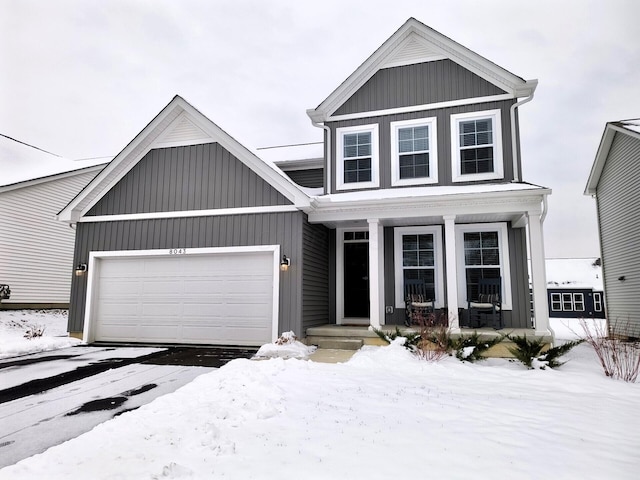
451, 110, 503, 182
455, 223, 512, 309
593, 292, 603, 312
336, 124, 379, 190
394, 226, 444, 308
390, 117, 438, 186
550, 293, 562, 311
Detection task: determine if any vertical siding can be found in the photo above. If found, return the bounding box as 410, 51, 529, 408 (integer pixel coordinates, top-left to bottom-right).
596, 132, 640, 337
334, 60, 506, 115
69, 212, 305, 335
328, 100, 516, 193
284, 168, 324, 188
301, 218, 330, 330
0, 170, 99, 305
88, 143, 291, 216
508, 225, 532, 328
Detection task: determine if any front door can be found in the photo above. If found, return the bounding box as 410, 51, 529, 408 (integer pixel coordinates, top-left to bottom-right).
344, 242, 370, 318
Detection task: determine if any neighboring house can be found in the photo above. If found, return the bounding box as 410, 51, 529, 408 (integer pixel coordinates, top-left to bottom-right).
58, 18, 552, 346
0, 165, 105, 308
585, 120, 640, 338
545, 258, 605, 319
256, 142, 324, 190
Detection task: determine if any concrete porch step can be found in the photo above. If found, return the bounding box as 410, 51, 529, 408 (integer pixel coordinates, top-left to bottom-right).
314, 338, 364, 350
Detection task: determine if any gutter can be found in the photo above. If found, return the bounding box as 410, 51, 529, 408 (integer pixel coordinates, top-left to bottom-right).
308, 112, 331, 195
510, 80, 537, 182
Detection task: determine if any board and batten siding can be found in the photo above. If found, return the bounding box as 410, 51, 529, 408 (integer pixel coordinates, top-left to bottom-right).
596, 131, 640, 337
0, 170, 99, 305
302, 218, 330, 330
328, 100, 517, 193
88, 143, 291, 216
334, 60, 507, 116
69, 211, 306, 336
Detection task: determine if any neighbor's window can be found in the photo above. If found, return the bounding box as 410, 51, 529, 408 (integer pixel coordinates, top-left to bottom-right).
593, 292, 603, 312
336, 124, 379, 190
451, 110, 503, 182
573, 293, 585, 312
391, 118, 438, 186
551, 293, 562, 311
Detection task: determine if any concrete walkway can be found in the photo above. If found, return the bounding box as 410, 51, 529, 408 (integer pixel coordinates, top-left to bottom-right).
308, 348, 358, 364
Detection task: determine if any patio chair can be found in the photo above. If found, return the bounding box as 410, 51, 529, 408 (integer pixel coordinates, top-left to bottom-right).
467, 277, 503, 329
404, 279, 434, 326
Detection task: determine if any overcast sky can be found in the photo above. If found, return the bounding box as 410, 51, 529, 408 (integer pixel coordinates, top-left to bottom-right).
1, 0, 639, 258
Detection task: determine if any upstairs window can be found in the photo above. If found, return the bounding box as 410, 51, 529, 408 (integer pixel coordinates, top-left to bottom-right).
336, 124, 379, 190
391, 117, 438, 186
451, 110, 503, 182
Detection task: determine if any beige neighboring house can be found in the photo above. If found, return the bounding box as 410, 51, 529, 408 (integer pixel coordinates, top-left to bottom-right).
0, 135, 106, 308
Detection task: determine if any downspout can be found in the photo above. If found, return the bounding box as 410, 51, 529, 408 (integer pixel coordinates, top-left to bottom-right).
510, 90, 535, 183
311, 120, 331, 195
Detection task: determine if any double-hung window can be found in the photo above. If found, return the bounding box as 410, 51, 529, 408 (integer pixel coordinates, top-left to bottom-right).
550, 293, 562, 312
336, 124, 379, 190
456, 223, 511, 309
451, 110, 503, 182
391, 117, 437, 186
394, 226, 444, 308
593, 292, 603, 312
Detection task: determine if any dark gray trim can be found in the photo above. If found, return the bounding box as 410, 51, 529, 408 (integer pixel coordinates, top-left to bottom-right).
302, 218, 330, 330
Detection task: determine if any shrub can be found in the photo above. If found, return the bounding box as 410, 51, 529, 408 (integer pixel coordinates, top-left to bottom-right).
452, 333, 504, 362
372, 326, 421, 351
23, 323, 45, 339
507, 334, 582, 369
579, 318, 640, 382
414, 313, 451, 362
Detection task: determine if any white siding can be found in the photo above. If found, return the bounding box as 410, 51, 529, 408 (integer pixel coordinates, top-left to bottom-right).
0, 171, 98, 304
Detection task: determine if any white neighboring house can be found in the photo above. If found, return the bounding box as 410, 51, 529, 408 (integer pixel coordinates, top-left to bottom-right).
0, 135, 106, 308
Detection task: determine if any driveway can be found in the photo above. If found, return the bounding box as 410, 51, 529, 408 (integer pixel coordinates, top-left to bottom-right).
0, 345, 256, 468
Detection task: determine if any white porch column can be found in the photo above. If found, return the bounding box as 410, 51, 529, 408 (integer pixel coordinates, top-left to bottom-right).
443, 215, 460, 330
368, 219, 384, 329
528, 209, 551, 336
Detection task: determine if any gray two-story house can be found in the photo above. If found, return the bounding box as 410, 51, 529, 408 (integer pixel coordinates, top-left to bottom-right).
58, 18, 552, 346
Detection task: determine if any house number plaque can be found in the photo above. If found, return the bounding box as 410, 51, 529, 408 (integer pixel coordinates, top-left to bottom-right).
169, 248, 187, 255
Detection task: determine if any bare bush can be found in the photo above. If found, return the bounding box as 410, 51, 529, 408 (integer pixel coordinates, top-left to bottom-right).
579, 318, 640, 382
415, 313, 451, 362
23, 323, 46, 340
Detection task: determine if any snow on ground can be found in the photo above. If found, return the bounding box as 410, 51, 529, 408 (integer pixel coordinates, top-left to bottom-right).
0, 310, 80, 359
0, 313, 638, 479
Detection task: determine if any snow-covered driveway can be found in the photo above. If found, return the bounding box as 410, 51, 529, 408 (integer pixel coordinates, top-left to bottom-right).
0, 346, 215, 467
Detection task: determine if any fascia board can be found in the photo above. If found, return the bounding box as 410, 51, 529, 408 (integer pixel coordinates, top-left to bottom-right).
308, 18, 535, 121
584, 124, 616, 196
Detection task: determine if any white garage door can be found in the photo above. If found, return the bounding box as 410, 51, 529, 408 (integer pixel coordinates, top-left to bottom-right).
90, 250, 276, 346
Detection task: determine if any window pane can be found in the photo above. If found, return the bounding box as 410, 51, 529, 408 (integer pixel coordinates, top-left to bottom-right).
414, 126, 428, 138
403, 251, 418, 267
465, 249, 482, 265
464, 232, 481, 249
398, 128, 413, 141
482, 248, 499, 265
403, 235, 418, 251
344, 134, 358, 146
480, 232, 498, 248
399, 139, 414, 153
357, 144, 371, 156
399, 153, 429, 179
413, 137, 428, 151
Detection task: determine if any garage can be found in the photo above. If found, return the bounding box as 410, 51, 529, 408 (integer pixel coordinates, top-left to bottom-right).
84, 247, 279, 346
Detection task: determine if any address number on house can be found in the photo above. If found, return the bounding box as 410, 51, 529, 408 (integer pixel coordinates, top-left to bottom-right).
169, 248, 187, 255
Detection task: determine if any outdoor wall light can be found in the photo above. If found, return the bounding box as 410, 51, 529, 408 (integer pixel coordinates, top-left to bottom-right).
618, 275, 626, 282
75, 263, 87, 276
280, 255, 291, 272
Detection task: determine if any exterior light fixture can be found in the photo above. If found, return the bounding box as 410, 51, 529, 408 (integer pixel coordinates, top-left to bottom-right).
618, 275, 626, 282
280, 255, 290, 272
75, 263, 87, 276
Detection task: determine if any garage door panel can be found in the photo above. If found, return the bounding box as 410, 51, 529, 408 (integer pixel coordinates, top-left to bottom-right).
91, 250, 276, 346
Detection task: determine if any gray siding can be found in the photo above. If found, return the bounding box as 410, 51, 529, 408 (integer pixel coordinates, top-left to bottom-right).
328, 100, 517, 193
69, 212, 305, 336
88, 143, 291, 216
285, 168, 324, 188
302, 218, 330, 330
334, 60, 506, 116
596, 132, 640, 337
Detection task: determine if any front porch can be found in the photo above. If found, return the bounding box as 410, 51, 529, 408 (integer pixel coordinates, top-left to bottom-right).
305, 324, 554, 358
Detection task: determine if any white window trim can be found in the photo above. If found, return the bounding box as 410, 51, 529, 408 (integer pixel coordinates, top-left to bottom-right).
455, 222, 512, 310
593, 292, 603, 312
573, 293, 585, 312
550, 293, 563, 312
393, 226, 444, 309
450, 109, 503, 183
390, 117, 438, 186
336, 124, 379, 191
562, 292, 574, 311
336, 226, 370, 324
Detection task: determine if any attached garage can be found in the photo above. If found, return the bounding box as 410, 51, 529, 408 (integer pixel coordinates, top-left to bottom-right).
83, 246, 280, 346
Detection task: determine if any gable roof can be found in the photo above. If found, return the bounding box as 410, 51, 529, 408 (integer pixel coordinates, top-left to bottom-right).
585, 119, 640, 196
58, 95, 310, 223
0, 163, 106, 194
307, 17, 537, 123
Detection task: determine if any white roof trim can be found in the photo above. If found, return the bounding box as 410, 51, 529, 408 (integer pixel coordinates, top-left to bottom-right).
585, 121, 640, 196
58, 96, 310, 223
308, 18, 537, 123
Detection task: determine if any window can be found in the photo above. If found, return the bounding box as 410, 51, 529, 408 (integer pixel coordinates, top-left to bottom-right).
550, 293, 562, 311
336, 124, 379, 190
390, 118, 437, 186
573, 293, 585, 312
593, 292, 603, 312
394, 226, 444, 308
451, 110, 503, 182
456, 223, 511, 309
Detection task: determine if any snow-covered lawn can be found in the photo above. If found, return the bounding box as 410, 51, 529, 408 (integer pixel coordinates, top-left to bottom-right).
1, 311, 639, 479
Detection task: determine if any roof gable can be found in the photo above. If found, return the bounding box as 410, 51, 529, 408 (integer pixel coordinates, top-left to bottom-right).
585, 120, 640, 196
307, 18, 537, 122
58, 95, 309, 223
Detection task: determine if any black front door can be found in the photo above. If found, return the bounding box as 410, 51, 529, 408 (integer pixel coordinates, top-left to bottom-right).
344, 242, 370, 317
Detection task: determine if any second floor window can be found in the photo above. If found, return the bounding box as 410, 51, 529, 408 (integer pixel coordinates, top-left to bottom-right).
336, 124, 379, 190
451, 109, 503, 183
391, 117, 438, 186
